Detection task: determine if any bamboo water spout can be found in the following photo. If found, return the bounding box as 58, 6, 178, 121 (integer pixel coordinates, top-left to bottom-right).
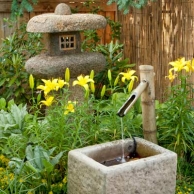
117, 80, 148, 117
117, 65, 158, 144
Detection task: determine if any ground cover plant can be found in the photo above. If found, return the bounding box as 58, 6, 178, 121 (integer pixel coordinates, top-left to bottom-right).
0, 67, 142, 193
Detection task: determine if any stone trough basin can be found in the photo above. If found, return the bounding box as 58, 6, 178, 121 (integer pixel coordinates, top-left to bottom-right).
68, 137, 177, 194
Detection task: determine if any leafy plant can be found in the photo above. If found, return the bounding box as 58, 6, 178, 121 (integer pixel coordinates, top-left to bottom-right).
81, 17, 121, 52
11, 0, 38, 18
0, 19, 43, 105
107, 0, 157, 14
93, 41, 135, 98
0, 102, 30, 158
0, 104, 28, 135
81, 30, 101, 51
106, 17, 122, 41
157, 58, 194, 161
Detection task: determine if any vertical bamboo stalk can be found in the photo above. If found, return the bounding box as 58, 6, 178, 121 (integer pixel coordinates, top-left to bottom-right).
139, 65, 158, 144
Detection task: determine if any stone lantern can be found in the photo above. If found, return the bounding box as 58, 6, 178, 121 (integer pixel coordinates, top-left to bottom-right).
25, 3, 107, 99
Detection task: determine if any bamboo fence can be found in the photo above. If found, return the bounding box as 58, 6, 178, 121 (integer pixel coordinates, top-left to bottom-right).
118, 0, 194, 101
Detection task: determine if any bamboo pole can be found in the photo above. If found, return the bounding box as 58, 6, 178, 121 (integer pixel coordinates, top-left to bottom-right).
139, 65, 158, 144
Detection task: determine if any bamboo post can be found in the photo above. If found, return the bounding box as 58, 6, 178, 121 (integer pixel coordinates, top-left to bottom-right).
139, 65, 158, 144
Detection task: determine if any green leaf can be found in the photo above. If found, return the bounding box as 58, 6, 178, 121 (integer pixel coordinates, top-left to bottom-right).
25, 161, 38, 173
42, 159, 54, 174
34, 146, 44, 170
51, 151, 64, 166
0, 98, 6, 110
10, 104, 28, 130
26, 145, 36, 166
0, 78, 6, 86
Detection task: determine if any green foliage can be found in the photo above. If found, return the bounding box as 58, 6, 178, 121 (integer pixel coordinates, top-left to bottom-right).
0, 98, 15, 111
93, 41, 135, 98
0, 101, 30, 158
3, 145, 65, 193
107, 0, 157, 14
0, 104, 28, 134
157, 75, 194, 161
176, 158, 194, 194
156, 58, 194, 163
81, 30, 100, 51
10, 145, 64, 176
11, 0, 38, 18
0, 70, 142, 193
106, 17, 122, 41
0, 19, 43, 105
81, 18, 122, 51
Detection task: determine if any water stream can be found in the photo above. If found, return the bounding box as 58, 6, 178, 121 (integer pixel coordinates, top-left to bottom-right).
120, 117, 127, 163
102, 118, 138, 166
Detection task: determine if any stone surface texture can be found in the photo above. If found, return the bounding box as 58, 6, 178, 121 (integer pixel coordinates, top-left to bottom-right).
27, 13, 107, 33
25, 52, 105, 79
54, 3, 71, 15
27, 3, 107, 33
47, 32, 81, 56
68, 138, 177, 194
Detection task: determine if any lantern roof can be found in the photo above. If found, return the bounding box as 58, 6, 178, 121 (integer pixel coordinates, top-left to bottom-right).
27, 3, 107, 33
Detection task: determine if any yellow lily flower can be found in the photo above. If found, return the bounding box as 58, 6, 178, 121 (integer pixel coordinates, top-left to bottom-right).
56, 78, 69, 90
43, 79, 59, 90
165, 70, 177, 82
73, 75, 94, 91
190, 59, 194, 72
184, 59, 194, 72
40, 96, 54, 107
119, 69, 138, 83
169, 57, 190, 72
37, 78, 68, 95
64, 101, 77, 115
37, 79, 57, 95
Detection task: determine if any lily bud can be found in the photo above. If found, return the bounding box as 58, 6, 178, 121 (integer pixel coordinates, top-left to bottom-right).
108, 69, 112, 83
65, 68, 70, 82
29, 74, 34, 89
114, 75, 119, 86
90, 82, 95, 93
128, 80, 134, 92
90, 70, 94, 79
100, 85, 106, 98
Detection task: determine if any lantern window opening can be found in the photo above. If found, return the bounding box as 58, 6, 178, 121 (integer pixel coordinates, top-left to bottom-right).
59, 35, 76, 50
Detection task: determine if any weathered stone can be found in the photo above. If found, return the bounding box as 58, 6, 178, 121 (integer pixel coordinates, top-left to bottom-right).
68, 138, 177, 194
54, 3, 72, 15
27, 13, 107, 33
46, 32, 81, 56
25, 52, 106, 79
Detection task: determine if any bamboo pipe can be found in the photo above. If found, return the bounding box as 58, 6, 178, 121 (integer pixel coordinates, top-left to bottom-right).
139, 65, 158, 144
117, 80, 148, 117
